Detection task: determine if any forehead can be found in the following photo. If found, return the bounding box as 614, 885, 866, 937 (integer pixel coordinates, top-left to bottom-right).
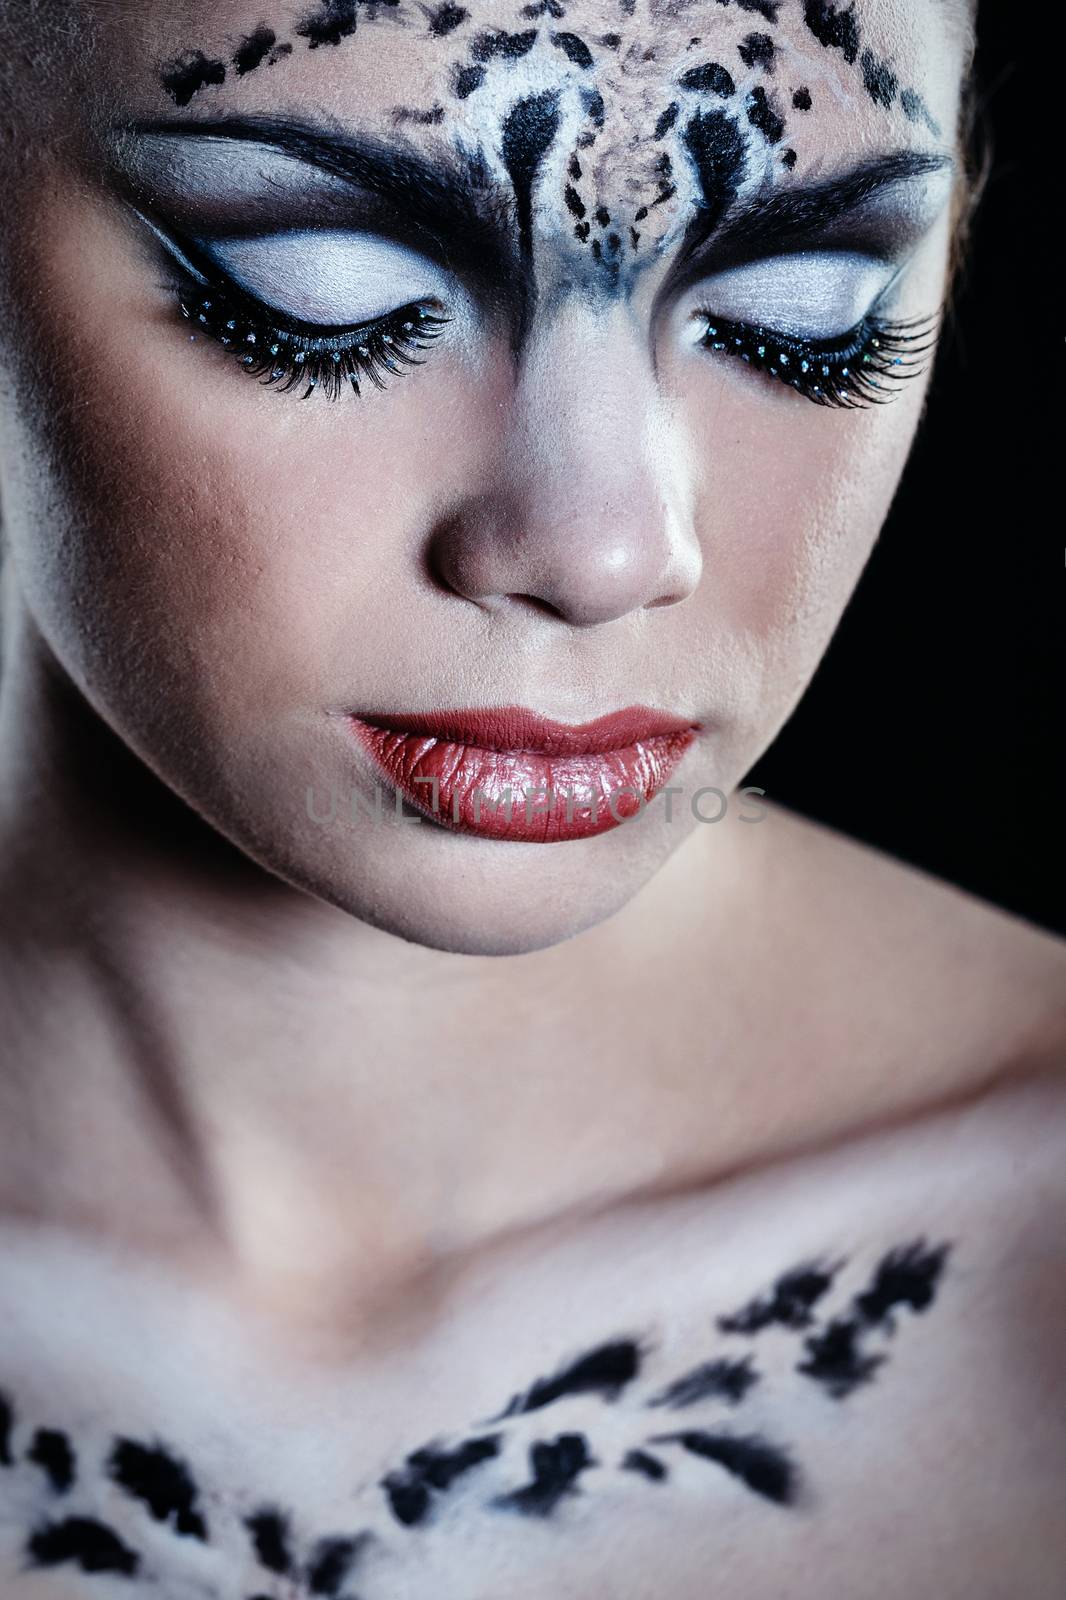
90, 0, 965, 279
104, 0, 963, 144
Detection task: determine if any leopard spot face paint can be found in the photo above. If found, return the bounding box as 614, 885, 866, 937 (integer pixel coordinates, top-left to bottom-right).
149, 0, 953, 297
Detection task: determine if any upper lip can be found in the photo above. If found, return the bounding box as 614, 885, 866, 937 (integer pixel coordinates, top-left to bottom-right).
350, 705, 700, 755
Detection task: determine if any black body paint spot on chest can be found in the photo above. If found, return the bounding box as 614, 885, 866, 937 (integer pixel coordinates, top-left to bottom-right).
245, 1507, 293, 1574
159, 49, 226, 107
108, 1436, 208, 1539
0, 1388, 13, 1465
718, 1259, 840, 1334
27, 1428, 76, 1493
622, 1447, 669, 1481
854, 1240, 950, 1325
27, 1517, 140, 1577
383, 1434, 502, 1526
738, 32, 775, 71
650, 1430, 796, 1505
792, 86, 813, 110
797, 1239, 951, 1399
307, 1531, 372, 1595
496, 1338, 642, 1418
494, 1432, 594, 1516
797, 1316, 885, 1397
648, 1354, 759, 1409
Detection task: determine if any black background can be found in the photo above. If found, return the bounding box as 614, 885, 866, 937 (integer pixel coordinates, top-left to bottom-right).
748, 7, 1062, 936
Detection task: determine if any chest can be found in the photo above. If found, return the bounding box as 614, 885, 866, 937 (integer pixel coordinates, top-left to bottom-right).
1, 1213, 1062, 1600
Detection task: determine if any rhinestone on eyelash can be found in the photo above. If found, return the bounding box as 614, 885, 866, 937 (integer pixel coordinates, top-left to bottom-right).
780, 353, 789, 366
246, 333, 256, 344
226, 320, 237, 330
294, 352, 305, 362
757, 345, 766, 358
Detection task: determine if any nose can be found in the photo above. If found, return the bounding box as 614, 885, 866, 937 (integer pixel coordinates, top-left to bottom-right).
427, 301, 703, 628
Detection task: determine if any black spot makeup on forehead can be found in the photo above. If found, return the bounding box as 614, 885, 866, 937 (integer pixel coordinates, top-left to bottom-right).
159, 49, 227, 108
233, 26, 293, 77
151, 0, 945, 301
803, 0, 939, 132
737, 30, 774, 71
296, 0, 362, 49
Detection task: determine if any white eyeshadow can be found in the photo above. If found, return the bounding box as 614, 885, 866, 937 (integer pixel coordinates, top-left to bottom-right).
200, 231, 445, 323
698, 252, 898, 339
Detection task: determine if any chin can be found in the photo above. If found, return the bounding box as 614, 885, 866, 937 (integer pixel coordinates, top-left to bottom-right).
231, 802, 697, 958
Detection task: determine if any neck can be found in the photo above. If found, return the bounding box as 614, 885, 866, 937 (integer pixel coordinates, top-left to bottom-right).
0, 596, 753, 1347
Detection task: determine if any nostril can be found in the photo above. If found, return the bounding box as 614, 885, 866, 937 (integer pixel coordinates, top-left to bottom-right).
502, 592, 567, 619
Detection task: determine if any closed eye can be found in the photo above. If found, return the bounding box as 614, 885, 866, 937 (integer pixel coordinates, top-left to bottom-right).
686, 250, 938, 408
143, 214, 457, 401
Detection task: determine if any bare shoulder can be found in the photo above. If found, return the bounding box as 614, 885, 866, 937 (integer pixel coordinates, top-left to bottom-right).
757, 799, 1063, 1049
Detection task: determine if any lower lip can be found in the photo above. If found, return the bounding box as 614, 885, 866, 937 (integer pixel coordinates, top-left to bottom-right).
346, 707, 699, 843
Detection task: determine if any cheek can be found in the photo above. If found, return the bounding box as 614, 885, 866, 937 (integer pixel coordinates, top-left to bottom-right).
673, 356, 929, 695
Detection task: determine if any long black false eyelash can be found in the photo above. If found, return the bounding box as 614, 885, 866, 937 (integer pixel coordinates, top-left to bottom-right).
698, 312, 939, 408
179, 289, 450, 401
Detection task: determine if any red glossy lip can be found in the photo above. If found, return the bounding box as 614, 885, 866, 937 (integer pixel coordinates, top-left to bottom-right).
346, 705, 700, 843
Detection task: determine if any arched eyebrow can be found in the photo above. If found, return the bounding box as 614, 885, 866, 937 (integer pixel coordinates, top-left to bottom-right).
680, 150, 955, 275
118, 116, 953, 294
118, 114, 518, 293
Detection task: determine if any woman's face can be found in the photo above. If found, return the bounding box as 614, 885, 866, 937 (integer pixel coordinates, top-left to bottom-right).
0, 0, 967, 954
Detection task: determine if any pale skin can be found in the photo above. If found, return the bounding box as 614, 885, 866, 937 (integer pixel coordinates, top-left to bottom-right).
0, 1, 1064, 1596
